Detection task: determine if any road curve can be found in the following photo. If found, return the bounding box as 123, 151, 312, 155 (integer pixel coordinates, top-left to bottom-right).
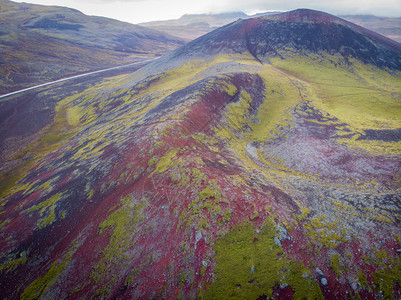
0, 58, 156, 100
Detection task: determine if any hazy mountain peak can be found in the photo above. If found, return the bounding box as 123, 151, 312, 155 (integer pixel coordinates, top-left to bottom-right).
179, 11, 248, 20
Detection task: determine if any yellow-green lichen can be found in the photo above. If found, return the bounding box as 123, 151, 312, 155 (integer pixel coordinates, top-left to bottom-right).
372, 257, 401, 299
24, 192, 66, 229
90, 195, 145, 296
357, 269, 368, 289
21, 242, 77, 299
0, 251, 27, 274
330, 253, 343, 277
154, 149, 180, 173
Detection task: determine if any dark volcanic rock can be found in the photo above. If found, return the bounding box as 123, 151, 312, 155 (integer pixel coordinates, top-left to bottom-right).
358, 128, 401, 142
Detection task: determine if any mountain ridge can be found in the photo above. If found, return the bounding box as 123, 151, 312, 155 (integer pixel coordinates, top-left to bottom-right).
0, 0, 185, 94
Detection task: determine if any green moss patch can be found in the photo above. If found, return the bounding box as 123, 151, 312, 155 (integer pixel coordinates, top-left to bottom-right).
205, 221, 322, 299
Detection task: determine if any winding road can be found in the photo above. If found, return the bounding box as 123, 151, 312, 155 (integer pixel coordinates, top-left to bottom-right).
0, 58, 156, 100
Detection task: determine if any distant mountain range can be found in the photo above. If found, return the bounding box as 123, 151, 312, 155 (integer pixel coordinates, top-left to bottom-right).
139, 11, 401, 43
1, 7, 400, 299
2, 0, 399, 95
139, 11, 278, 40
340, 14, 401, 43
0, 0, 185, 94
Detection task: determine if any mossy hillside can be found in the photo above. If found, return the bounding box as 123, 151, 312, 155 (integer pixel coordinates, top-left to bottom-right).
150, 144, 234, 232
0, 62, 181, 291
21, 259, 67, 300
140, 54, 259, 104
0, 76, 114, 200
194, 53, 399, 183
294, 196, 401, 296
249, 65, 306, 142
211, 52, 401, 226
4, 69, 187, 289
154, 149, 181, 173
51, 55, 256, 135
189, 182, 230, 231
270, 53, 401, 127
2, 38, 401, 299
214, 61, 302, 144
1, 53, 263, 200
205, 52, 400, 298
144, 118, 273, 236
329, 253, 343, 277
0, 69, 167, 199
53, 71, 166, 129
213, 57, 311, 142
212, 63, 314, 190
269, 53, 401, 154
0, 101, 78, 199
347, 139, 401, 156
205, 221, 323, 299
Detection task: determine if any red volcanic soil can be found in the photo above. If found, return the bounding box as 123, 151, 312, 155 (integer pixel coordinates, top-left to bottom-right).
268, 9, 401, 52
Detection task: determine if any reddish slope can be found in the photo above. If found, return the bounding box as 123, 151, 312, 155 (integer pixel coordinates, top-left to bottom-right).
0, 8, 400, 300
271, 9, 401, 51
0, 73, 293, 298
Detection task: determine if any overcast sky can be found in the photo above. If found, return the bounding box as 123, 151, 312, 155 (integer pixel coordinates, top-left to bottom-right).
12, 0, 401, 23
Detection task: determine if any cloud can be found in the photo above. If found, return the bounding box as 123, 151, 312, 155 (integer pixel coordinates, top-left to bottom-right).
11, 0, 401, 23
211, 0, 401, 17
77, 0, 149, 2
97, 0, 148, 2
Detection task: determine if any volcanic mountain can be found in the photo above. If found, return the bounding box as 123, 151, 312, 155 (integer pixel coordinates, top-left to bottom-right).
0, 0, 184, 94
161, 8, 401, 69
1, 8, 401, 299
140, 10, 401, 44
